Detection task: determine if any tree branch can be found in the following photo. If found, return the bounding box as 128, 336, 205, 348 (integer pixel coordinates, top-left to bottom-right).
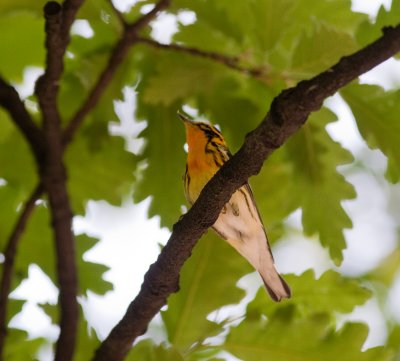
63, 0, 171, 144
137, 37, 266, 77
60, 0, 85, 44
35, 2, 64, 127
0, 77, 44, 159
93, 24, 400, 361
107, 0, 126, 25
0, 184, 44, 360
35, 2, 84, 360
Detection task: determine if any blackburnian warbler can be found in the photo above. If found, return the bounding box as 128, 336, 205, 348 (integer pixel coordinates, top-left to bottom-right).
179, 112, 291, 302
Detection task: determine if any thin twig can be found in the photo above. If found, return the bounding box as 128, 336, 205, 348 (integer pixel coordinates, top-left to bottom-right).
63, 0, 171, 144
92, 24, 400, 361
107, 0, 126, 25
137, 37, 266, 77
0, 184, 43, 360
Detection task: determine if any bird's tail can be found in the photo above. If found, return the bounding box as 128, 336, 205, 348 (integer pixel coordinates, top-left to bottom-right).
259, 268, 291, 302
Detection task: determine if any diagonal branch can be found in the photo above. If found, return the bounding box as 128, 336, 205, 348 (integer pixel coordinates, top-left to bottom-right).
92, 24, 400, 361
0, 77, 44, 158
137, 37, 266, 77
0, 184, 44, 359
63, 0, 171, 144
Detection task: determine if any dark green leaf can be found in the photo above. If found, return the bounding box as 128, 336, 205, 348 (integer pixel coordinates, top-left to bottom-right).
133, 105, 186, 228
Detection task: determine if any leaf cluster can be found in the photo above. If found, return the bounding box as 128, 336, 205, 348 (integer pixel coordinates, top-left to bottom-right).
0, 0, 399, 360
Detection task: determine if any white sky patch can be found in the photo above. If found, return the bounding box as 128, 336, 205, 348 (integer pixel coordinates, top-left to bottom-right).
14, 66, 43, 99
337, 298, 388, 349
74, 198, 170, 337
113, 0, 142, 13
360, 58, 400, 90
71, 19, 94, 38
110, 86, 147, 154
150, 12, 178, 44
351, 0, 392, 17
340, 170, 398, 276
10, 264, 58, 304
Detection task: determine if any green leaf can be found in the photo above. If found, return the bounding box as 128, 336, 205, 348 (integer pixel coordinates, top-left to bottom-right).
0, 128, 37, 188
341, 84, 400, 183
15, 204, 111, 296
291, 22, 357, 77
76, 234, 113, 296
142, 52, 222, 107
285, 107, 355, 264
38, 303, 101, 361
250, 150, 300, 242
4, 328, 45, 361
0, 0, 45, 15
356, 0, 400, 48
247, 270, 371, 320
127, 340, 184, 361
66, 134, 136, 214
291, 0, 367, 34
172, 0, 248, 47
162, 233, 249, 351
224, 309, 393, 361
133, 105, 186, 228
6, 299, 25, 325
0, 12, 45, 80
74, 314, 101, 361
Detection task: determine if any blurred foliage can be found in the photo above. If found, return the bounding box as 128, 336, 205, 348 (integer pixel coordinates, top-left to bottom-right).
0, 0, 399, 360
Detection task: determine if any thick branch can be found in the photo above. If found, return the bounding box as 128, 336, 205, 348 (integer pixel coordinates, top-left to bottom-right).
63, 0, 171, 144
35, 2, 84, 360
93, 24, 400, 361
137, 37, 266, 77
60, 0, 85, 43
0, 184, 43, 360
35, 2, 64, 126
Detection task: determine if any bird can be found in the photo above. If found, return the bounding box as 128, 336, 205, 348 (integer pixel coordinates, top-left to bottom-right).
179, 111, 291, 302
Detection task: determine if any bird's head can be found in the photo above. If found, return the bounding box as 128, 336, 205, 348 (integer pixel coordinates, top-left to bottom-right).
178, 111, 226, 152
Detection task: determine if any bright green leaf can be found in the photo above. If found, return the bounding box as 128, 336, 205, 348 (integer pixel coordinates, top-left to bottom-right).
224, 309, 393, 361
356, 0, 400, 48
341, 84, 400, 183
127, 339, 184, 361
247, 270, 371, 319
4, 328, 45, 361
0, 12, 45, 80
142, 52, 222, 106
285, 108, 355, 264
291, 23, 357, 77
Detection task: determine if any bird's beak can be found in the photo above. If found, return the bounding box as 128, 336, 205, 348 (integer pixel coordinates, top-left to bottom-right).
177, 111, 195, 125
